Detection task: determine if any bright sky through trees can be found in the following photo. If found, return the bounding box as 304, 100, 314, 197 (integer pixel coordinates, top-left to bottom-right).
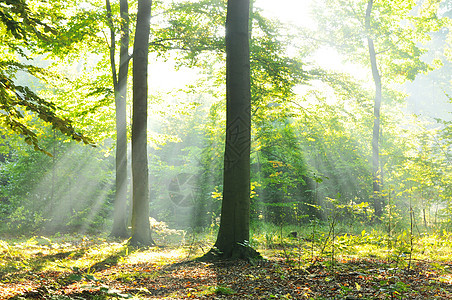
150, 0, 353, 93
257, 0, 314, 28
1, 1, 451, 297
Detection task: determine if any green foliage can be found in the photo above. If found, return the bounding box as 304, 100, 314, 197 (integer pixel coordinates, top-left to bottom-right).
0, 0, 56, 43
0, 0, 95, 153
151, 0, 226, 61
0, 0, 448, 257
314, 0, 444, 82
0, 74, 94, 153
0, 128, 114, 235
203, 285, 235, 296
0, 0, 450, 298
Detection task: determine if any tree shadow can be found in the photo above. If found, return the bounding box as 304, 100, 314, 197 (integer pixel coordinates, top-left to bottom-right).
83, 247, 128, 273
2, 243, 131, 299
0, 249, 87, 279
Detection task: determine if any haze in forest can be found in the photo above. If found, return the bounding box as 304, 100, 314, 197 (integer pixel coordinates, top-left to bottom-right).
1, 0, 452, 297
0, 0, 450, 260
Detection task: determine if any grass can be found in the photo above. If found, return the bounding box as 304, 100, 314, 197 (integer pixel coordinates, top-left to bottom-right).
3, 223, 452, 273
2, 223, 452, 299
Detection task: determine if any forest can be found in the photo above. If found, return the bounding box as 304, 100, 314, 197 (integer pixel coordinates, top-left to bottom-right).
0, 0, 451, 299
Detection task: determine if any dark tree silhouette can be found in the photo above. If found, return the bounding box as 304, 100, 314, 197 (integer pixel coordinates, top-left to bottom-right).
203, 0, 260, 260
130, 0, 154, 246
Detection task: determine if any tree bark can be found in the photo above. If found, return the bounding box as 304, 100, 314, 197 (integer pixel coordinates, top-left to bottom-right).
109, 0, 131, 238
204, 0, 259, 260
130, 0, 153, 246
366, 0, 383, 219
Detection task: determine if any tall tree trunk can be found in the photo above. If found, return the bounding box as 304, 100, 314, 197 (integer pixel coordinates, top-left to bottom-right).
366, 0, 383, 219
109, 0, 131, 238
205, 0, 259, 260
130, 0, 153, 246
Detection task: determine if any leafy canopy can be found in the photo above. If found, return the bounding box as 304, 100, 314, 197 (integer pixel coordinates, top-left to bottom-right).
0, 0, 94, 155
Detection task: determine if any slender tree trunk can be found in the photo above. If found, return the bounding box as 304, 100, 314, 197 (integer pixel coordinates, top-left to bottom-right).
366, 0, 383, 219
51, 129, 56, 205
205, 0, 259, 260
109, 0, 131, 238
423, 208, 427, 228
130, 0, 153, 246
249, 0, 254, 38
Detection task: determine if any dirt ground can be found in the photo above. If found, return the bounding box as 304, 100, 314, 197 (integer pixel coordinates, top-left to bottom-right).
3, 256, 452, 299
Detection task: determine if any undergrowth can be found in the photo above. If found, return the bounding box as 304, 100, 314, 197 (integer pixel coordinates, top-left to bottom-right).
2, 222, 452, 274
2, 222, 452, 299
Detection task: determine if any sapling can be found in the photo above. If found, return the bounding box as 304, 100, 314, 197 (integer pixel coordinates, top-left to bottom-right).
331, 216, 336, 270
310, 219, 317, 262
408, 194, 414, 270
386, 189, 392, 263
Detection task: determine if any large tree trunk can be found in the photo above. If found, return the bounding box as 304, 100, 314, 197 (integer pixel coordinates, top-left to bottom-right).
204, 0, 259, 260
110, 0, 131, 238
366, 0, 383, 219
130, 0, 153, 246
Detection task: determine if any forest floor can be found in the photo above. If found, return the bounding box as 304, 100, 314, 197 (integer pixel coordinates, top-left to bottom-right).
1, 235, 452, 299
